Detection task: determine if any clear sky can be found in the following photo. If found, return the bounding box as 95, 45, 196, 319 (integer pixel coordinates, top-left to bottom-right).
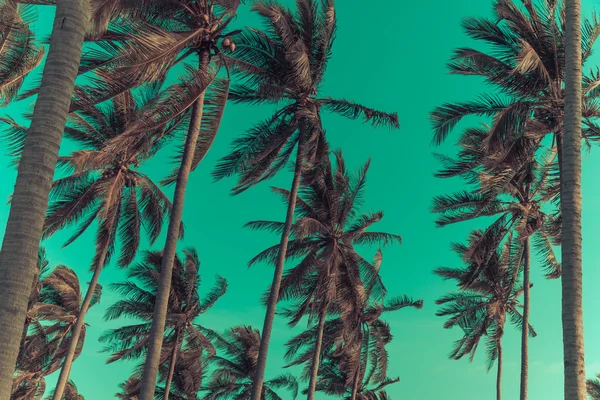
2, 1, 600, 399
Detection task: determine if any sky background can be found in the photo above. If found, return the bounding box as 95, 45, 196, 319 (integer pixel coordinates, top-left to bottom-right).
2, 0, 600, 399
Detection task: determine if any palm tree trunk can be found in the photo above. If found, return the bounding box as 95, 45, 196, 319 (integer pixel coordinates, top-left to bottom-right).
520, 239, 530, 400
249, 131, 307, 400
350, 328, 363, 400
52, 236, 110, 400
497, 340, 503, 400
0, 0, 88, 396
138, 51, 210, 400
163, 330, 183, 400
562, 1, 587, 400
307, 301, 329, 400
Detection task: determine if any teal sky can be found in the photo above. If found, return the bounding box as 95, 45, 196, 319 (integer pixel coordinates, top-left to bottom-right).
2, 1, 600, 399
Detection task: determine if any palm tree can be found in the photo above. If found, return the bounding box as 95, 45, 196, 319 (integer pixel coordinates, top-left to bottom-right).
435, 231, 534, 400
562, 0, 586, 398
285, 256, 422, 400
0, 0, 44, 105
21, 89, 176, 399
202, 326, 299, 400
247, 150, 401, 400
0, 0, 89, 394
77, 3, 244, 395
13, 265, 100, 399
587, 374, 600, 400
47, 380, 86, 400
214, 3, 399, 397
101, 249, 227, 400
431, 123, 561, 393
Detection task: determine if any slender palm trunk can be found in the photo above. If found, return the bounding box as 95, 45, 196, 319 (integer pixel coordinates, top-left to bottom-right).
249, 132, 307, 400
0, 0, 88, 396
562, 1, 586, 400
497, 340, 503, 400
52, 236, 110, 400
163, 330, 183, 400
520, 239, 530, 400
307, 301, 329, 400
138, 51, 210, 400
350, 328, 363, 400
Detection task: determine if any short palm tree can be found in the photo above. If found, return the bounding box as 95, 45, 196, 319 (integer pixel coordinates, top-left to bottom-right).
35, 89, 175, 398
247, 150, 401, 400
435, 230, 534, 400
214, 3, 399, 397
47, 380, 85, 400
432, 124, 561, 393
0, 0, 44, 105
202, 326, 299, 400
101, 249, 227, 400
588, 374, 600, 400
13, 266, 100, 399
285, 255, 422, 400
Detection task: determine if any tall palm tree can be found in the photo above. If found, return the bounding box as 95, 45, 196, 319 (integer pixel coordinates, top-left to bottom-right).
17, 89, 177, 399
0, 0, 89, 394
431, 123, 561, 393
202, 326, 299, 400
285, 255, 422, 400
214, 3, 399, 397
247, 150, 401, 400
435, 231, 534, 400
13, 265, 100, 399
78, 3, 244, 395
427, 3, 600, 396
562, 0, 586, 398
101, 249, 227, 400
0, 0, 44, 105
587, 374, 600, 400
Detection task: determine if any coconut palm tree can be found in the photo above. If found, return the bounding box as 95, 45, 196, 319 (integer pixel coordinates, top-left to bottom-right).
563, 0, 586, 398
16, 88, 177, 399
588, 374, 600, 400
101, 249, 226, 400
247, 150, 401, 400
201, 326, 299, 400
0, 0, 44, 105
13, 265, 100, 399
435, 230, 534, 400
0, 0, 89, 393
431, 123, 561, 393
214, 3, 399, 397
78, 4, 243, 396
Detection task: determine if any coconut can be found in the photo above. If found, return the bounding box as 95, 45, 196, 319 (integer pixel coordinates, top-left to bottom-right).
202, 14, 210, 24
222, 38, 231, 48
229, 42, 236, 52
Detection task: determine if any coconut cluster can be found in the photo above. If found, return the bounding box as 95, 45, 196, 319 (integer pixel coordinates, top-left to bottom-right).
222, 37, 236, 52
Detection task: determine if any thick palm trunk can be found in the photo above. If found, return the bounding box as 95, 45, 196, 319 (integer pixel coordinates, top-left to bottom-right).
520, 239, 530, 400
307, 302, 328, 400
138, 51, 210, 400
0, 0, 88, 396
497, 340, 503, 400
249, 132, 307, 400
562, 1, 587, 400
163, 330, 182, 400
52, 237, 110, 400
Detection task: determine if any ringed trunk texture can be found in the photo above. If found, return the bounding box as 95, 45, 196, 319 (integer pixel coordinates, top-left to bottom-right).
520, 239, 530, 400
249, 133, 307, 400
0, 0, 88, 396
497, 340, 503, 400
307, 302, 328, 400
52, 237, 110, 400
562, 1, 587, 399
138, 51, 210, 400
